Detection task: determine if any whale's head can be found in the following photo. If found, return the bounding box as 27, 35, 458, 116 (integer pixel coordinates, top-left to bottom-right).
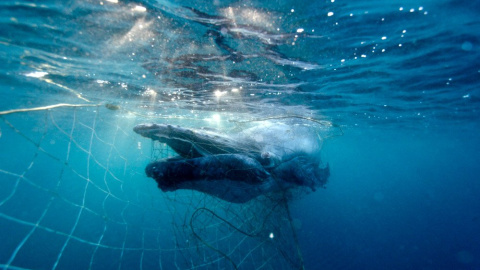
134, 121, 330, 203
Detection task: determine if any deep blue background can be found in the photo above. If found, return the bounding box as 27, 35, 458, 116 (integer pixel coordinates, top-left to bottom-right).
294, 128, 480, 269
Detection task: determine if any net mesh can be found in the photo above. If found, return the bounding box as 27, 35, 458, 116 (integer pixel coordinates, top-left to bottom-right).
0, 104, 334, 270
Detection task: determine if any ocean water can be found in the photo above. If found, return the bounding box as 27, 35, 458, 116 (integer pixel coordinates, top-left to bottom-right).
1, 0, 480, 269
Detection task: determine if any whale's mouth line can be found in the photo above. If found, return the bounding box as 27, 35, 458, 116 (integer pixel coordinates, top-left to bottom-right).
146, 153, 270, 185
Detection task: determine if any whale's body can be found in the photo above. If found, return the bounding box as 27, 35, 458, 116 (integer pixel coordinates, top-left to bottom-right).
134, 121, 329, 203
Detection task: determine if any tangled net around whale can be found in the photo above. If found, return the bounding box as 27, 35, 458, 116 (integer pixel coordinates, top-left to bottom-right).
0, 104, 340, 270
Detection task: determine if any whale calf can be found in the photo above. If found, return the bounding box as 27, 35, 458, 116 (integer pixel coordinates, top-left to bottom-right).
134, 121, 329, 203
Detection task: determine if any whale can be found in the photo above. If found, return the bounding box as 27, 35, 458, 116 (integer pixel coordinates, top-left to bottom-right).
134, 120, 329, 203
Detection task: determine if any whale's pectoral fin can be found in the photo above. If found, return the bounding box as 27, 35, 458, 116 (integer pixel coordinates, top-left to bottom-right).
146, 154, 271, 191
134, 123, 255, 157
273, 156, 329, 190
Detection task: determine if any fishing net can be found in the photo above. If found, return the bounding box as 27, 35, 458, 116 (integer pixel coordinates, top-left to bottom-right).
0, 0, 345, 268
0, 103, 336, 270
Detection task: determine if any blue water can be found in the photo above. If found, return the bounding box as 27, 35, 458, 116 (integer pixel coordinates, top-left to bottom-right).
1, 0, 480, 269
